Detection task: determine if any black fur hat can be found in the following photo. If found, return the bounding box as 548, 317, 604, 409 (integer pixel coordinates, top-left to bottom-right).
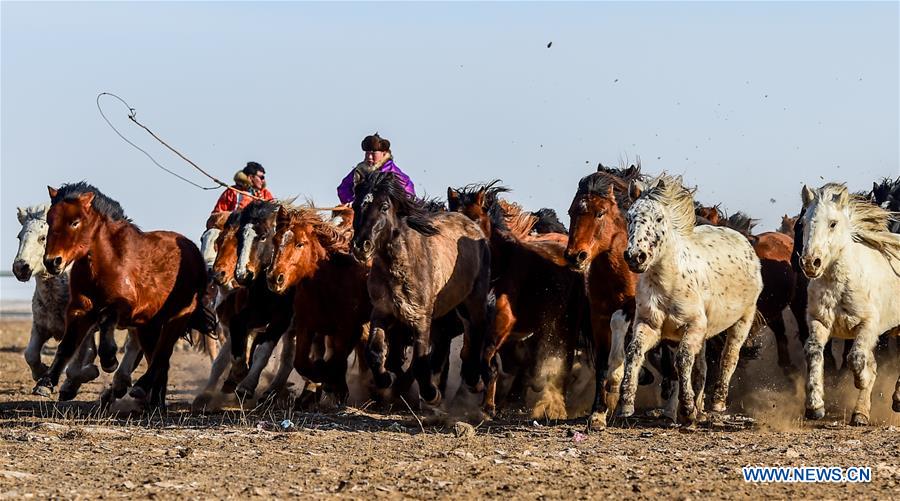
361, 133, 391, 153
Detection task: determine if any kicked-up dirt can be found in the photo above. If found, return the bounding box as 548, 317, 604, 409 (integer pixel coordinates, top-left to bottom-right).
1, 317, 899, 499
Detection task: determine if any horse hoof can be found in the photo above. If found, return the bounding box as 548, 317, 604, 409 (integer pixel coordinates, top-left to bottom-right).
32, 383, 53, 398
849, 413, 869, 427
893, 400, 900, 413
83, 365, 101, 382
234, 386, 255, 402
129, 386, 148, 402
191, 393, 214, 412
638, 367, 655, 386
589, 412, 607, 431
58, 387, 78, 402
616, 403, 635, 419
101, 358, 119, 373
805, 407, 825, 421
374, 372, 395, 389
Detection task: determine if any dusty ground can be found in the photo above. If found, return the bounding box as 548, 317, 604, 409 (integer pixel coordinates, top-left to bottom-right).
1, 317, 899, 499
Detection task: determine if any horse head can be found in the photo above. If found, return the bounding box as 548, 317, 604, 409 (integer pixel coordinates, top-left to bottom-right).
799, 183, 852, 278
234, 201, 278, 286
200, 211, 231, 273
268, 206, 330, 294
566, 173, 628, 272
13, 204, 50, 281
44, 185, 101, 275
624, 176, 693, 273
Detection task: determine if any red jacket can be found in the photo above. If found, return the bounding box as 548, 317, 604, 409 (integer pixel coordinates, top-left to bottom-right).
212, 186, 274, 213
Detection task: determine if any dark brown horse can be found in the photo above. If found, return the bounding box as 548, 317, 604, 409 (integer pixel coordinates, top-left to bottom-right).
351, 171, 490, 409
563, 166, 644, 428
448, 181, 589, 419
266, 205, 371, 403
35, 182, 214, 409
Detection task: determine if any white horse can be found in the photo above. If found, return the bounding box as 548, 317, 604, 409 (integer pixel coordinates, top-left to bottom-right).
799, 183, 900, 426
13, 204, 133, 400
616, 175, 763, 424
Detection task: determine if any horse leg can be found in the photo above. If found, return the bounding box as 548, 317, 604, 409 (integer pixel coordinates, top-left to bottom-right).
616, 321, 661, 418
410, 317, 441, 407
192, 334, 232, 411
97, 314, 120, 373
260, 329, 297, 402
803, 319, 831, 420
710, 307, 755, 413
482, 294, 515, 417
130, 316, 187, 412
321, 333, 352, 405
767, 312, 792, 376
365, 314, 394, 389
846, 323, 880, 426
893, 358, 900, 413
429, 315, 456, 398
661, 343, 680, 421
101, 330, 142, 407
674, 324, 707, 425
59, 333, 100, 401
236, 309, 292, 401
25, 323, 52, 381
222, 309, 252, 393
34, 310, 98, 396
588, 311, 616, 430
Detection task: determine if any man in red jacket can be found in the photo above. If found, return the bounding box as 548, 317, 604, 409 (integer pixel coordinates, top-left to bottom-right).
212, 161, 274, 213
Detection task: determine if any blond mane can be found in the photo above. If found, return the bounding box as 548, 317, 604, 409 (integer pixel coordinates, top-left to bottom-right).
641, 174, 697, 236
280, 204, 352, 254
817, 183, 900, 263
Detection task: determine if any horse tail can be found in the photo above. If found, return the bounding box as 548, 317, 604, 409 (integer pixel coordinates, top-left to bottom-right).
188, 286, 218, 338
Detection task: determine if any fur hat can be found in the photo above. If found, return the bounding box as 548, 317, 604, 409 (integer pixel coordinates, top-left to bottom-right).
233, 170, 251, 189
361, 133, 391, 153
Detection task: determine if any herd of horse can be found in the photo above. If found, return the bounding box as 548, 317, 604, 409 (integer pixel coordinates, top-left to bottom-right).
11, 167, 900, 428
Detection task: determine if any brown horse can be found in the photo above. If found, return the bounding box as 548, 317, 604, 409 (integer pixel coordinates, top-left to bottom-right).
563, 166, 643, 428
35, 182, 214, 409
448, 181, 588, 419
266, 205, 371, 403
351, 171, 491, 409
779, 214, 798, 235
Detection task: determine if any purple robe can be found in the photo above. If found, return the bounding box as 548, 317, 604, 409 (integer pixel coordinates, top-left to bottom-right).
337, 159, 416, 204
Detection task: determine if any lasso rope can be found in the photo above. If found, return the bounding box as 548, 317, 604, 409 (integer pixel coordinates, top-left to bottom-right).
97, 92, 341, 210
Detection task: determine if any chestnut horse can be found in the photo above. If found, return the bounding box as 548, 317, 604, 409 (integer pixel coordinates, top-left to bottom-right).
266, 205, 371, 403
351, 171, 491, 409
34, 182, 214, 409
563, 165, 644, 428
448, 181, 589, 419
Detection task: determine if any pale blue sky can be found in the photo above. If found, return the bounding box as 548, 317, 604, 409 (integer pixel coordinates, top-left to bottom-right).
2, 1, 898, 300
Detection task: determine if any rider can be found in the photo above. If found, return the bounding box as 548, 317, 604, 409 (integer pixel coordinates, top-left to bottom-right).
212, 161, 274, 213
337, 133, 415, 204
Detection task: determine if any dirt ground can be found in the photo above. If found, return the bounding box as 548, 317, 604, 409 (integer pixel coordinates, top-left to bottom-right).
1, 317, 899, 499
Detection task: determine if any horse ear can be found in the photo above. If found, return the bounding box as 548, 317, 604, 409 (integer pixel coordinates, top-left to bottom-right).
873, 181, 879, 193
77, 192, 95, 210
447, 187, 459, 208
47, 186, 58, 199
656, 178, 667, 191
276, 205, 288, 221
625, 164, 637, 177
475, 189, 487, 209
801, 185, 815, 207
629, 180, 644, 201
832, 188, 849, 208
596, 162, 605, 172
17, 207, 27, 224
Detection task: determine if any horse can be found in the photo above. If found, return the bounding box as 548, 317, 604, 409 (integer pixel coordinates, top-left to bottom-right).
13, 204, 119, 400
448, 181, 588, 419
694, 202, 725, 226
190, 211, 233, 362
266, 205, 371, 403
617, 175, 763, 424
226, 200, 297, 401
798, 182, 900, 426
564, 165, 651, 428
532, 208, 568, 235
351, 171, 491, 409
779, 214, 799, 235
34, 182, 215, 410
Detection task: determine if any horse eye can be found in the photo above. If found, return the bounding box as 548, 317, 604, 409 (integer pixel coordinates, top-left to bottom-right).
38, 236, 46, 243
595, 212, 604, 219
829, 220, 837, 229
381, 202, 389, 213
655, 216, 663, 223
70, 220, 80, 228
295, 242, 304, 248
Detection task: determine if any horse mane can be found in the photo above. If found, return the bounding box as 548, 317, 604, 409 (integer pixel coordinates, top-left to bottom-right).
532, 208, 568, 234
641, 174, 697, 236
451, 180, 510, 209
497, 200, 538, 237
724, 211, 758, 237
280, 205, 351, 254
576, 168, 637, 209
237, 198, 296, 226
817, 183, 900, 262
421, 197, 448, 213
52, 181, 130, 222
356, 171, 438, 236
20, 204, 50, 222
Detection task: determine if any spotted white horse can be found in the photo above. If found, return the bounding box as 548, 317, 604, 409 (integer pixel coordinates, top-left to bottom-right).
13, 204, 138, 401
616, 175, 763, 424
799, 183, 900, 426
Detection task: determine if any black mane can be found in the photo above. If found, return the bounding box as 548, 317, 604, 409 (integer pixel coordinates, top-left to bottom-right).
532, 208, 567, 234
725, 211, 758, 237
449, 180, 510, 211
355, 171, 438, 236
52, 181, 130, 222
238, 200, 278, 225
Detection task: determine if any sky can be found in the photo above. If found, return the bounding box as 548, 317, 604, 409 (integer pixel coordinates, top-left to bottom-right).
2, 1, 898, 300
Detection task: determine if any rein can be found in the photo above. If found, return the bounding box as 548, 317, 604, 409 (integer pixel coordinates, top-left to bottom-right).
97, 92, 341, 211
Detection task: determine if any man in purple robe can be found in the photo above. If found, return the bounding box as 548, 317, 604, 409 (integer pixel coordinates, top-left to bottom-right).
337, 133, 415, 204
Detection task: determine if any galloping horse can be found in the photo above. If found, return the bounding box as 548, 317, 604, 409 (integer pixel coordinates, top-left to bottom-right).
563, 165, 644, 428
267, 205, 371, 403
13, 204, 118, 399
618, 175, 762, 424
351, 171, 491, 408
34, 182, 215, 410
448, 181, 588, 419
799, 183, 900, 425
